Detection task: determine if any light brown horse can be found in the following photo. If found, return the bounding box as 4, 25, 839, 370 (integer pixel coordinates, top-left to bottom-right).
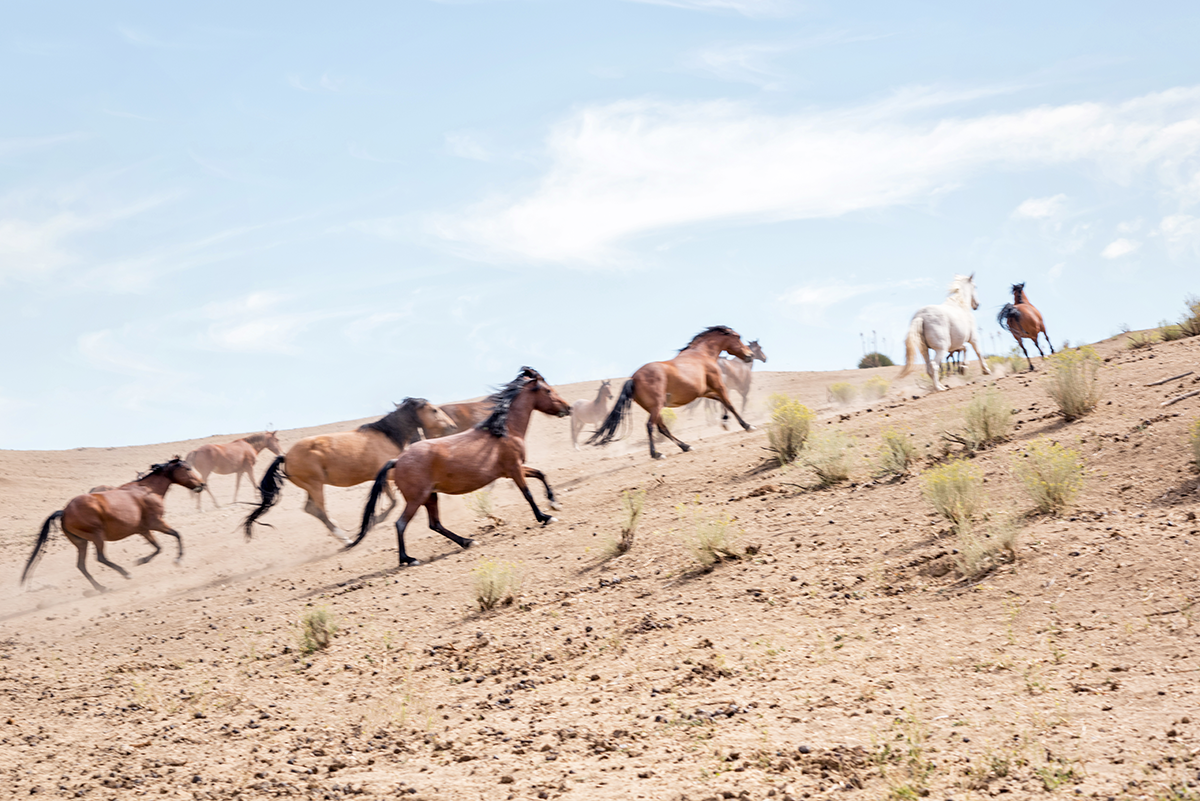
569, 380, 614, 450
185, 431, 283, 510
438, 399, 494, 433
997, 282, 1054, 371
242, 398, 455, 544
21, 458, 205, 593
349, 367, 571, 566
589, 326, 755, 459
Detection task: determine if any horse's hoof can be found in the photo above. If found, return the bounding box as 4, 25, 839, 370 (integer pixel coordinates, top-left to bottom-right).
137, 557, 152, 566
461, 539, 475, 549
399, 558, 422, 567
743, 424, 756, 432
550, 501, 562, 511
541, 516, 557, 526
652, 453, 665, 460
679, 444, 691, 452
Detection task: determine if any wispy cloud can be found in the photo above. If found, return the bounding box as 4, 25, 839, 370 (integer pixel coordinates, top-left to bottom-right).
199, 291, 349, 354
623, 0, 797, 17
429, 86, 1200, 265
1101, 237, 1141, 258
779, 278, 932, 324
685, 41, 791, 89
1012, 193, 1067, 220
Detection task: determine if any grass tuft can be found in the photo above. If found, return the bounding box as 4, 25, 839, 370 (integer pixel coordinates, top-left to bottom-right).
466, 489, 503, 526
803, 431, 853, 486
1044, 346, 1103, 421
604, 488, 646, 557
1190, 419, 1200, 468
862, 375, 890, 400
765, 394, 814, 465
875, 427, 917, 478
953, 518, 1020, 579
827, 381, 857, 405
943, 387, 1012, 452
1179, 295, 1200, 338
921, 460, 985, 527
678, 499, 741, 569
1013, 439, 1084, 515
1127, 330, 1160, 349
299, 608, 338, 655
472, 560, 523, 611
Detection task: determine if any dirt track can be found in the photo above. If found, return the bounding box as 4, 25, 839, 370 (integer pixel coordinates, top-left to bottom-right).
2, 338, 1199, 800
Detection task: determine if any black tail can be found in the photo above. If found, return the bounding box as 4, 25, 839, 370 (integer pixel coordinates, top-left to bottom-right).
997, 303, 1020, 334
241, 456, 286, 540
21, 511, 63, 586
347, 459, 397, 550
587, 379, 635, 446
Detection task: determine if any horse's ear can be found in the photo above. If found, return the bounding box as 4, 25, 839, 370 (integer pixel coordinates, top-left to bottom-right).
969, 272, 975, 281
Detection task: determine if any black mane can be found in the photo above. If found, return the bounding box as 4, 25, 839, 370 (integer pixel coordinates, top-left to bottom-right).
680, 325, 736, 352
138, 457, 186, 480
359, 398, 430, 449
476, 367, 541, 438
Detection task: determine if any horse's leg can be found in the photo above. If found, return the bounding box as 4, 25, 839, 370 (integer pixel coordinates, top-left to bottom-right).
645, 415, 663, 460
570, 415, 581, 451
1043, 328, 1056, 355
1014, 336, 1034, 372
91, 538, 131, 581
651, 406, 691, 454
163, 528, 184, 563
232, 470, 242, 505
67, 532, 106, 593
709, 386, 754, 432
301, 486, 349, 545
393, 500, 425, 567
425, 494, 474, 549
136, 532, 162, 566
926, 347, 946, 391
380, 482, 398, 520
523, 466, 561, 511
511, 468, 555, 525
200, 470, 220, 510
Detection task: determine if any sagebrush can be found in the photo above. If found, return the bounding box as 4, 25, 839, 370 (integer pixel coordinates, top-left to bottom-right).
944, 386, 1012, 452
828, 382, 857, 405
1044, 346, 1103, 421
299, 607, 338, 655
1178, 296, 1200, 338
803, 431, 853, 486
876, 427, 916, 477
472, 560, 523, 611
953, 519, 1020, 579
921, 460, 985, 527
1014, 439, 1084, 515
766, 394, 814, 465
862, 375, 890, 400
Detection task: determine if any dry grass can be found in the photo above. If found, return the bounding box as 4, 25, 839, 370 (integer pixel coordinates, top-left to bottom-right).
1013, 439, 1085, 515
803, 431, 853, 486
828, 381, 858, 405
953, 519, 1020, 579
875, 427, 917, 478
678, 499, 740, 568
472, 560, 524, 611
862, 375, 890, 401
299, 608, 338, 655
921, 460, 985, 527
1191, 419, 1200, 468
765, 393, 814, 465
1127, 330, 1161, 349
1044, 346, 1103, 421
466, 489, 503, 526
604, 488, 646, 557
943, 387, 1012, 452
1179, 296, 1200, 338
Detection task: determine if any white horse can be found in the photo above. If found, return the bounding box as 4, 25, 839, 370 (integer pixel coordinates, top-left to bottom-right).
570, 380, 614, 450
897, 274, 991, 392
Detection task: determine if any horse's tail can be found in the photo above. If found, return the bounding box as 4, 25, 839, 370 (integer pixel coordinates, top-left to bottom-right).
587, 380, 635, 446
347, 459, 397, 550
896, 316, 925, 379
241, 456, 286, 540
997, 303, 1020, 334
21, 510, 63, 586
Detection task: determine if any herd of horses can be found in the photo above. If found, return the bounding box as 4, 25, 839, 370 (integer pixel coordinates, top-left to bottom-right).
19, 279, 1052, 591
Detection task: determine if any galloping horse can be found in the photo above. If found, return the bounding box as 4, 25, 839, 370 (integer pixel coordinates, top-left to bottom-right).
438, 398, 494, 433
569, 380, 614, 450
897, 275, 991, 392
703, 339, 767, 429
349, 367, 571, 566
242, 398, 455, 544
21, 458, 205, 593
997, 282, 1054, 371
588, 326, 755, 459
185, 431, 283, 510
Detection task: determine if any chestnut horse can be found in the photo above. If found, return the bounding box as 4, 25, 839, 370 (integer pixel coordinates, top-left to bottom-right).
241, 398, 455, 544
569, 380, 614, 450
349, 367, 571, 566
997, 282, 1054, 371
588, 326, 755, 459
185, 431, 283, 510
21, 458, 205, 593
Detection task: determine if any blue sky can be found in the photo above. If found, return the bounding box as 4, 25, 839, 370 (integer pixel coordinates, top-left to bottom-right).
3, 1, 1199, 449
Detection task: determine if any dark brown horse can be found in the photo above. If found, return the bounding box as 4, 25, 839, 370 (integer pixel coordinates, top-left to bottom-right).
588, 326, 755, 459
241, 398, 455, 544
21, 458, 205, 593
349, 367, 571, 566
185, 431, 283, 510
997, 282, 1054, 371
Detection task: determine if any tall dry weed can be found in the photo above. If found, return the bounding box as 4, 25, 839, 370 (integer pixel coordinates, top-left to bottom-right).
1044, 346, 1103, 421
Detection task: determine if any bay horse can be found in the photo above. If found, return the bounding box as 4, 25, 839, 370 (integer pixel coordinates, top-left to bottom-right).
569, 380, 614, 450
21, 458, 205, 593
897, 275, 991, 392
185, 431, 283, 510
241, 398, 455, 544
997, 282, 1054, 371
349, 367, 571, 566
588, 326, 755, 459
703, 339, 767, 429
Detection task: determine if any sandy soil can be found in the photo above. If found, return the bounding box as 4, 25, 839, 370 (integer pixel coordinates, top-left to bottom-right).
1, 337, 1198, 801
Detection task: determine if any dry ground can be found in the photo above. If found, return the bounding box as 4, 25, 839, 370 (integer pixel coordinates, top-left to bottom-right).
1, 335, 1199, 801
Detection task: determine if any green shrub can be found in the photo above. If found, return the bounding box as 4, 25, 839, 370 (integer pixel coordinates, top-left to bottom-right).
1159, 320, 1186, 342
472, 560, 523, 611
828, 381, 857, 405
921, 460, 985, 527
858, 352, 894, 368
803, 431, 853, 486
876, 427, 916, 478
765, 394, 814, 465
953, 519, 1020, 579
300, 608, 338, 655
1012, 440, 1084, 515
1044, 346, 1103, 421
677, 499, 740, 568
862, 376, 890, 401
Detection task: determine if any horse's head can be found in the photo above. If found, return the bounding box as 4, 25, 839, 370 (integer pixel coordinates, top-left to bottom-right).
416, 401, 457, 437
162, 457, 206, 494
1011, 282, 1026, 304
748, 340, 767, 363
720, 329, 755, 363
264, 430, 283, 456
951, 273, 980, 310
599, 379, 614, 403
530, 374, 571, 419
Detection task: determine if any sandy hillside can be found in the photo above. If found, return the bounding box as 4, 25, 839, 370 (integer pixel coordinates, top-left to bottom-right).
1, 338, 1199, 801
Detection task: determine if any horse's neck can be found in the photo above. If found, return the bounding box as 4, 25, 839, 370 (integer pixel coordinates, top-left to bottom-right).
945, 291, 972, 312
133, 474, 171, 497
590, 388, 608, 412
242, 435, 265, 452
683, 340, 723, 360
501, 387, 538, 442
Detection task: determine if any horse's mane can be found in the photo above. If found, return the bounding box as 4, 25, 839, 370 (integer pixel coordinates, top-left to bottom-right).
476, 367, 541, 438
137, 457, 186, 480
1011, 282, 1026, 303
680, 325, 736, 352
242, 432, 271, 447
359, 398, 428, 449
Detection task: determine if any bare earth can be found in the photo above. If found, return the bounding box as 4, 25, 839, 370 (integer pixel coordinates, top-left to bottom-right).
2, 334, 1199, 801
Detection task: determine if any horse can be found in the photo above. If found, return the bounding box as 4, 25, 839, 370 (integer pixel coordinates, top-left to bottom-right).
438, 399, 494, 433
185, 431, 283, 510
21, 458, 205, 593
588, 326, 755, 460
241, 398, 455, 544
701, 339, 768, 429
897, 275, 992, 392
943, 347, 966, 377
569, 380, 614, 450
997, 282, 1054, 371
349, 367, 571, 566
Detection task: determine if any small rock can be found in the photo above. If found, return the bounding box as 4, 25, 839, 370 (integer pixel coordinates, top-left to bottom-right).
499, 775, 514, 784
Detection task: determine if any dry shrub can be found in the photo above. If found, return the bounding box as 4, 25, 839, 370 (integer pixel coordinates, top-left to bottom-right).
1179, 296, 1200, 338
1158, 319, 1186, 342
862, 375, 890, 401
828, 382, 857, 405
1044, 346, 1103, 421
953, 519, 1020, 579
472, 560, 523, 611
944, 387, 1012, 452
1014, 440, 1084, 515
1126, 330, 1160, 349
1190, 419, 1200, 467
678, 499, 740, 568
803, 431, 853, 486
875, 427, 916, 478
766, 394, 814, 465
467, 489, 503, 526
605, 488, 646, 557
921, 460, 985, 527
300, 607, 338, 655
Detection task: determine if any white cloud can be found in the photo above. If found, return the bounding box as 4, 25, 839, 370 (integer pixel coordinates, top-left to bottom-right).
1012, 193, 1067, 220
1159, 213, 1200, 254
1048, 262, 1065, 280
1116, 217, 1143, 233
685, 42, 791, 89
624, 0, 797, 16
780, 278, 932, 324
1101, 238, 1141, 258
199, 291, 347, 354
429, 86, 1200, 265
